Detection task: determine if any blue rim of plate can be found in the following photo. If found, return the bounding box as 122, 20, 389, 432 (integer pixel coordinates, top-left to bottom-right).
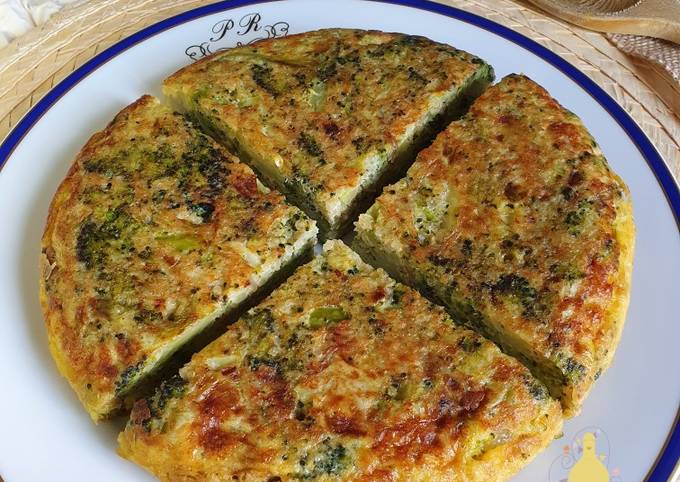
0, 0, 677, 478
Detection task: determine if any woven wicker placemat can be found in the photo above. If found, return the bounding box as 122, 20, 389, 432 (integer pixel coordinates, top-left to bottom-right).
0, 0, 678, 179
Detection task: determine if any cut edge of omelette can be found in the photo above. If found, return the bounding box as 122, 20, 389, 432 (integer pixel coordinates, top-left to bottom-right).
354, 75, 635, 417
42, 235, 316, 422
39, 95, 318, 421
118, 240, 562, 481
162, 29, 494, 238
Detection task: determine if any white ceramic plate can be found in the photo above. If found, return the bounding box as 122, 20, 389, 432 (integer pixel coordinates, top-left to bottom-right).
0, 1, 678, 480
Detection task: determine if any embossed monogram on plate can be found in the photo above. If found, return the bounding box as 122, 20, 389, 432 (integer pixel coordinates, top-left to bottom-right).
185, 12, 290, 60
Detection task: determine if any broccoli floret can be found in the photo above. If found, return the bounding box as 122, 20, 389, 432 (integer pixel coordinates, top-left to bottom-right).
115, 359, 146, 395
76, 221, 104, 269
295, 439, 349, 479
136, 374, 187, 432
189, 202, 215, 223
297, 132, 323, 158
251, 63, 278, 96
243, 307, 276, 332
75, 206, 138, 270
155, 374, 187, 410
484, 274, 547, 319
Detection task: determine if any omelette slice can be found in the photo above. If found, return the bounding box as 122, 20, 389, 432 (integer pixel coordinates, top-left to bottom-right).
119, 240, 561, 481
40, 96, 317, 421
163, 29, 493, 237
354, 75, 635, 416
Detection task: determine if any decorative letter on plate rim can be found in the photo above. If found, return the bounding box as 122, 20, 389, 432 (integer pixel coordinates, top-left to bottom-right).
185, 12, 290, 60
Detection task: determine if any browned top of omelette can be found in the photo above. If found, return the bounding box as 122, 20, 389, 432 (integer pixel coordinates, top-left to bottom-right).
163, 28, 492, 231
119, 241, 561, 481
40, 95, 316, 420
356, 75, 634, 415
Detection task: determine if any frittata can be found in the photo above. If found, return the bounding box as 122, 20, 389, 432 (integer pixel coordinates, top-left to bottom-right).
354, 75, 634, 416
119, 240, 562, 481
163, 29, 493, 237
39, 95, 317, 421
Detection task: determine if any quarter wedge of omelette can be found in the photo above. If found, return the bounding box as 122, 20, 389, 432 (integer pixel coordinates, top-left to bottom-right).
354, 75, 635, 416
40, 95, 317, 421
163, 29, 493, 237
119, 240, 561, 481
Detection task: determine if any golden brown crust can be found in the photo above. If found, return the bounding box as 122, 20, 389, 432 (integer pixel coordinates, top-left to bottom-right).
355, 74, 635, 416
40, 95, 316, 420
119, 241, 561, 481
163, 29, 493, 234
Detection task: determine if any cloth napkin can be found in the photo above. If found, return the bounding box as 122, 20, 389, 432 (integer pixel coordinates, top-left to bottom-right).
0, 0, 678, 81
0, 0, 81, 47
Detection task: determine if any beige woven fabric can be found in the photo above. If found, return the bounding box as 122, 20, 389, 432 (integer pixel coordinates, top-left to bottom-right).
0, 0, 678, 181
609, 33, 680, 82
